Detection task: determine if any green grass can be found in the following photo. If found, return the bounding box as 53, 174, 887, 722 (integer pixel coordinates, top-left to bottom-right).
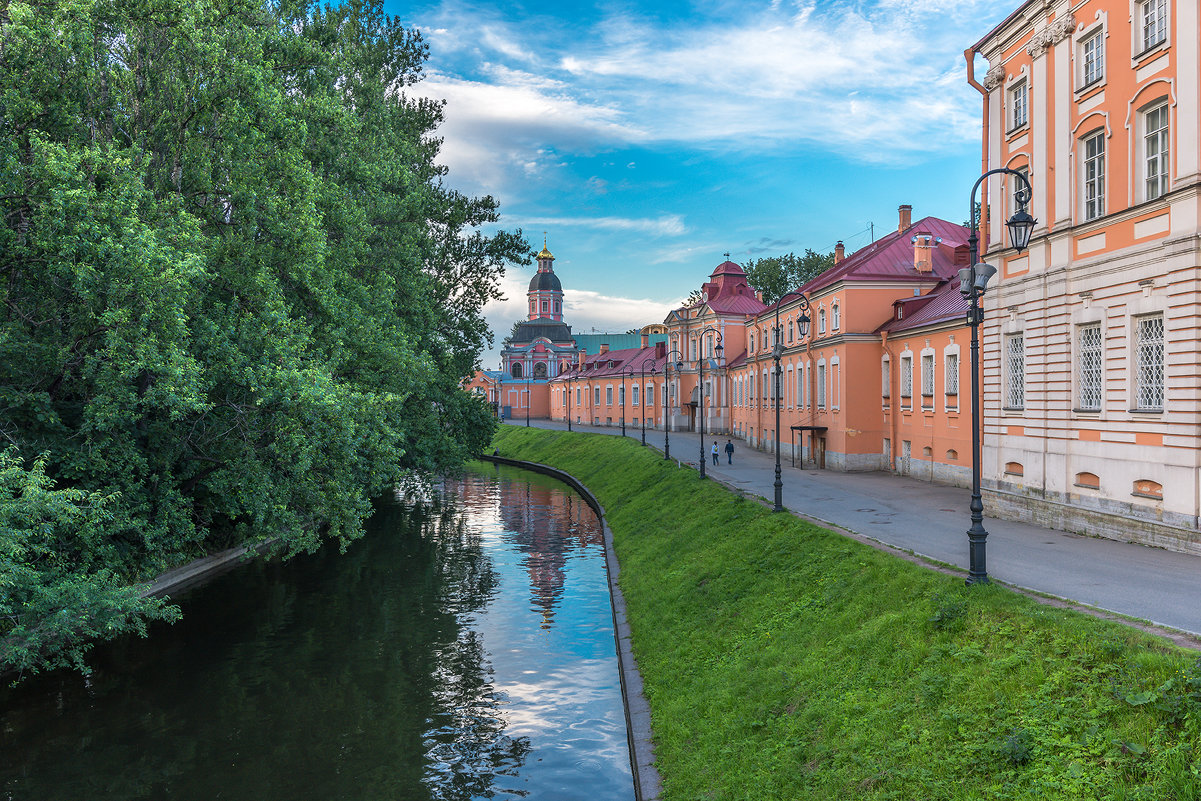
492, 425, 1201, 800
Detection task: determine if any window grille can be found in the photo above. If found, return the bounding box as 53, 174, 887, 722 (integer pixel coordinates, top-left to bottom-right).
645, 384, 653, 405
1077, 324, 1102, 410
632, 386, 639, 405
817, 364, 827, 408
608, 387, 614, 404
900, 357, 913, 401
1145, 104, 1170, 201
1081, 31, 1103, 86
1006, 335, 1025, 409
1141, 0, 1167, 51
594, 388, 601, 405
921, 354, 935, 399
1136, 315, 1164, 409
945, 353, 959, 396
881, 358, 890, 398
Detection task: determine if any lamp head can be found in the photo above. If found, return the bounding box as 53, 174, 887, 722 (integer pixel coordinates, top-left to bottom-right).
960, 262, 998, 297
798, 313, 811, 337
1006, 207, 1036, 253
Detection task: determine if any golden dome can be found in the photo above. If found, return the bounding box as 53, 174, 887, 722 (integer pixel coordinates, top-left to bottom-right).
536, 234, 554, 261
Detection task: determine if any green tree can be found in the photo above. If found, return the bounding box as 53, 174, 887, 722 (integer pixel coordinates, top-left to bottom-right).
743, 250, 836, 303
0, 0, 525, 677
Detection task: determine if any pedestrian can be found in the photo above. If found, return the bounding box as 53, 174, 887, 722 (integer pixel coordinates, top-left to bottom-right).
711, 441, 719, 465
725, 439, 734, 464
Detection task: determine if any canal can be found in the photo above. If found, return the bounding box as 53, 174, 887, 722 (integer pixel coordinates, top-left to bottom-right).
0, 462, 634, 800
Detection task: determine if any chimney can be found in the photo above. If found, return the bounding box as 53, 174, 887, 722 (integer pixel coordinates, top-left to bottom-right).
914, 231, 933, 273
898, 204, 912, 233
755, 290, 764, 303
641, 332, 649, 349
578, 349, 587, 368
834, 241, 845, 264
599, 343, 609, 355
655, 341, 666, 359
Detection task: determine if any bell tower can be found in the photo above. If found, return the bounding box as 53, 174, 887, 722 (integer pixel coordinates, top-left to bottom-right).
527, 235, 564, 322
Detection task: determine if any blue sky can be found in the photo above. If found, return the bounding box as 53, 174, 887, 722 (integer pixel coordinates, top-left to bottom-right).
384, 0, 1014, 367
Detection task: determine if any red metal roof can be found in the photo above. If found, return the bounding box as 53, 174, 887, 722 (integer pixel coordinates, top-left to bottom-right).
801, 216, 970, 295
877, 279, 971, 334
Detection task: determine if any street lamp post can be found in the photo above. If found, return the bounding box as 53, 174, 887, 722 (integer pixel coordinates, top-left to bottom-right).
639, 360, 656, 445
772, 291, 812, 513
664, 348, 682, 460
963, 168, 1035, 585
697, 326, 724, 479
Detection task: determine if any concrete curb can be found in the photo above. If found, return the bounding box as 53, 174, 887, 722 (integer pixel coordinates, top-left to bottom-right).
482, 455, 662, 801
140, 541, 276, 599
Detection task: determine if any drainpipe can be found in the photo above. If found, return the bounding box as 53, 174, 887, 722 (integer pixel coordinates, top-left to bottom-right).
965, 46, 991, 256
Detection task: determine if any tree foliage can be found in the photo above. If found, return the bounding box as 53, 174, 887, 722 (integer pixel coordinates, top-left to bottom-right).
0, 0, 525, 676
743, 250, 836, 303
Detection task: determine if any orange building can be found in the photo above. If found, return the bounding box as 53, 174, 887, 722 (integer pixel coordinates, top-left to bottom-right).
729, 207, 976, 477
967, 0, 1201, 550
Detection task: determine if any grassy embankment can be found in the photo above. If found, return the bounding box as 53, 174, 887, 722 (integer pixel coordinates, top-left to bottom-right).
492, 425, 1201, 800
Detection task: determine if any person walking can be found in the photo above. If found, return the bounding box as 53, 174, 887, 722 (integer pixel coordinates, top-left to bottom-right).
711, 441, 719, 465
724, 439, 734, 464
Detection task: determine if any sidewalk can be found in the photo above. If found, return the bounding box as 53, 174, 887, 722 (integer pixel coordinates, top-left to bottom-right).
511, 419, 1201, 640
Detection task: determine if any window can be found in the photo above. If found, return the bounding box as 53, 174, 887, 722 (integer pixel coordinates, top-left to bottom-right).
921, 353, 935, 403
1083, 131, 1105, 220
945, 352, 959, 396
1140, 0, 1167, 52
690, 339, 697, 361
555, 301, 560, 314
749, 333, 755, 353
1010, 80, 1028, 130
787, 324, 793, 344
1135, 315, 1164, 410
1080, 30, 1104, 87
541, 300, 548, 313
900, 356, 913, 404
576, 388, 581, 404
817, 363, 827, 409
1006, 335, 1025, 409
1077, 324, 1102, 411
832, 304, 840, 330
606, 386, 613, 404
645, 384, 653, 406
818, 309, 827, 334
1144, 103, 1170, 201
881, 357, 890, 399
632, 386, 639, 406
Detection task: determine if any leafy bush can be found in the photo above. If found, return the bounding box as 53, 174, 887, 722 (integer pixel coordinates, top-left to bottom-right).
1, 449, 180, 679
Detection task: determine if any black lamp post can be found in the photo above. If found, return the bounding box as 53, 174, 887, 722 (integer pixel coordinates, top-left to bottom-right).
664, 348, 682, 460
963, 168, 1036, 585
566, 372, 572, 432
772, 291, 812, 512
697, 326, 724, 479
639, 360, 656, 445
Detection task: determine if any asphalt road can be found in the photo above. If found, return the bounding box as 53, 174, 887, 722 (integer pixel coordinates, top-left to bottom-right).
509, 418, 1201, 639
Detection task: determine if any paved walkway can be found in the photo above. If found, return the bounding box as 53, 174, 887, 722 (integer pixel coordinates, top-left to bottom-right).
509, 419, 1201, 640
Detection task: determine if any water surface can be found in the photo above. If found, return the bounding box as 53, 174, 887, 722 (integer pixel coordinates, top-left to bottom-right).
0, 463, 633, 800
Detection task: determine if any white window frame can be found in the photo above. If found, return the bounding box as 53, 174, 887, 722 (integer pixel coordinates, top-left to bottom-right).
816, 360, 827, 409
830, 356, 840, 410
832, 304, 841, 330
944, 349, 960, 410
818, 309, 826, 334
632, 385, 639, 406
1138, 0, 1168, 54
1143, 102, 1170, 202
1082, 130, 1106, 221
1079, 29, 1104, 89
920, 350, 935, 408
1010, 80, 1028, 130
900, 353, 913, 409
881, 355, 891, 400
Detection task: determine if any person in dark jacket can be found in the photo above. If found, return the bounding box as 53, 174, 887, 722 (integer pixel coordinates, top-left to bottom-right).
724, 439, 734, 464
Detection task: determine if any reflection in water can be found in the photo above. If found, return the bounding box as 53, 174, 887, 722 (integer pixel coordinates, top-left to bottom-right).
0, 464, 631, 801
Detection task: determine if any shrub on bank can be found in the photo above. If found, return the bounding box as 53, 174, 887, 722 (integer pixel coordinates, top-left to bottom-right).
492, 425, 1201, 800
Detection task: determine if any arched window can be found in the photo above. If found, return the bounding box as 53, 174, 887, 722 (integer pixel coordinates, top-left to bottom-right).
511, 363, 523, 378
534, 362, 547, 378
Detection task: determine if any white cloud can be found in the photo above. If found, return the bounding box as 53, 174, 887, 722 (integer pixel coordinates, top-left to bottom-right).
506, 214, 688, 237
